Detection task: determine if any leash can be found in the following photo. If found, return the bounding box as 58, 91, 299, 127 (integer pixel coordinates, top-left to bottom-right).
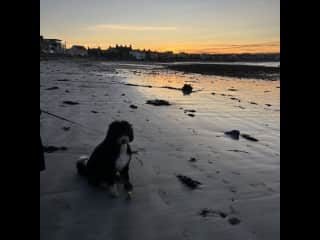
41, 109, 103, 135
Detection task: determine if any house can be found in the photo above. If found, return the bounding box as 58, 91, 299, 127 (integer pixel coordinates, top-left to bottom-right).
104, 45, 133, 59
129, 50, 146, 60
177, 52, 189, 60
40, 36, 64, 54
200, 54, 211, 60
148, 52, 159, 61
159, 51, 175, 61
88, 47, 103, 57
67, 45, 88, 56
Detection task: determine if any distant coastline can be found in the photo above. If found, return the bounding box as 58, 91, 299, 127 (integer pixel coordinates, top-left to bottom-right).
166, 63, 280, 81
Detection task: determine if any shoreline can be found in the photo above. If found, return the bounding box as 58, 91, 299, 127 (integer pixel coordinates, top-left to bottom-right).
40, 57, 280, 80
166, 63, 280, 80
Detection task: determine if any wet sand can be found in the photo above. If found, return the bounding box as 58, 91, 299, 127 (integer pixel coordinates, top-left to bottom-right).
40, 59, 279, 240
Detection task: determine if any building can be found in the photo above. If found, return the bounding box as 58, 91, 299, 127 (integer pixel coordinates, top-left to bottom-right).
177, 52, 189, 60
129, 50, 146, 60
158, 51, 175, 61
105, 45, 133, 59
200, 54, 211, 60
40, 36, 64, 54
148, 52, 159, 61
88, 47, 103, 57
67, 45, 88, 56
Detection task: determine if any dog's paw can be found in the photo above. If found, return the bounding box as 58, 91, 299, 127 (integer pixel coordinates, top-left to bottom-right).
126, 191, 133, 200
124, 182, 133, 191
109, 185, 119, 198
79, 155, 89, 161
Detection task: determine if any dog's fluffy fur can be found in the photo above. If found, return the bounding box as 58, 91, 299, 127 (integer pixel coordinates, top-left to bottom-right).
77, 121, 134, 193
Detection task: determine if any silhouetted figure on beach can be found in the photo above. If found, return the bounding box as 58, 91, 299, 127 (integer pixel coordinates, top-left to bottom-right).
40, 109, 45, 171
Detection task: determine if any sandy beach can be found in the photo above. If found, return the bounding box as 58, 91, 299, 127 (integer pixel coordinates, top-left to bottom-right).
40, 59, 279, 240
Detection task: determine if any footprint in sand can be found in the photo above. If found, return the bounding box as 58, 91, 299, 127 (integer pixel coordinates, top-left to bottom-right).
228, 217, 241, 225
229, 205, 238, 215
249, 182, 266, 188
182, 229, 191, 239
228, 186, 237, 193
222, 179, 230, 184
267, 187, 277, 193
158, 189, 170, 206
198, 208, 228, 218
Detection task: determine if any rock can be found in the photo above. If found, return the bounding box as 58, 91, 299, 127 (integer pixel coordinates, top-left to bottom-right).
188, 114, 195, 117
46, 86, 59, 90
199, 208, 228, 218
219, 212, 228, 218
62, 126, 70, 131
211, 92, 216, 95
182, 84, 193, 94
125, 83, 153, 88
228, 88, 238, 91
224, 130, 240, 140
130, 105, 138, 109
228, 149, 249, 154
265, 104, 272, 107
189, 157, 197, 162
249, 101, 258, 105
91, 110, 98, 113
57, 79, 69, 82
176, 174, 202, 189
184, 109, 196, 113
228, 217, 241, 225
121, 93, 126, 96
44, 146, 68, 153
65, 90, 70, 93
63, 101, 79, 105
230, 97, 241, 102
146, 99, 171, 106
241, 134, 259, 142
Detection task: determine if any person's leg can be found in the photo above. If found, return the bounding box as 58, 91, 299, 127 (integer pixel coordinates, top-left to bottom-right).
40, 136, 45, 171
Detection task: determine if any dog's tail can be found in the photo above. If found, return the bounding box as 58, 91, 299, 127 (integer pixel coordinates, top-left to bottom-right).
76, 156, 89, 176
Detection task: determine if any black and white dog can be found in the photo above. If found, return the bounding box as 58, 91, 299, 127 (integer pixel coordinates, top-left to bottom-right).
77, 120, 134, 198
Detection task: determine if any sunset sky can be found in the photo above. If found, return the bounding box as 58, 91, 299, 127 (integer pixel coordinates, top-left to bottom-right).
40, 0, 279, 54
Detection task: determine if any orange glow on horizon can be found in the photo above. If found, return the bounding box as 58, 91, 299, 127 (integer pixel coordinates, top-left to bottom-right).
65, 41, 279, 54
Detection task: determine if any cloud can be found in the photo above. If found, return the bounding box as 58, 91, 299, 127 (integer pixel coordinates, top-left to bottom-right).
197, 41, 280, 53
87, 24, 177, 31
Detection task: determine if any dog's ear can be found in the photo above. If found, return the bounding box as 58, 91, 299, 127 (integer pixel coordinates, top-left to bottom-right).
105, 121, 120, 142
128, 123, 134, 142
121, 121, 134, 142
